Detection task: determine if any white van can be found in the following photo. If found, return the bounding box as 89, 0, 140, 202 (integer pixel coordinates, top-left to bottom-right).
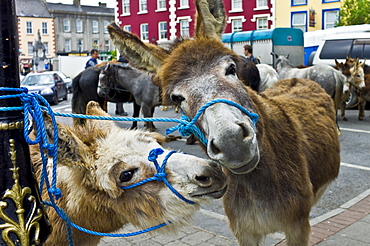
311, 33, 370, 66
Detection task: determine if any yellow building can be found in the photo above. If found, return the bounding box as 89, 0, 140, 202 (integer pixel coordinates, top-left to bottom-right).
16, 0, 55, 73
275, 0, 341, 32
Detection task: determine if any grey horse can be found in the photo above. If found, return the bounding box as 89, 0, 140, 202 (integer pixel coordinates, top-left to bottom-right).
273, 53, 347, 114
98, 63, 160, 131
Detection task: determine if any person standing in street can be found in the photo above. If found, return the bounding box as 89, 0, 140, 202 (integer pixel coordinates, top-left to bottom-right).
85, 49, 99, 69
243, 45, 260, 64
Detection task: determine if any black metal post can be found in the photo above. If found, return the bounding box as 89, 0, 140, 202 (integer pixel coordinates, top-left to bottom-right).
0, 0, 51, 245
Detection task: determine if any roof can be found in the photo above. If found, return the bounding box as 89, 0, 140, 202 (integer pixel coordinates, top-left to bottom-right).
16, 0, 52, 18
45, 2, 114, 15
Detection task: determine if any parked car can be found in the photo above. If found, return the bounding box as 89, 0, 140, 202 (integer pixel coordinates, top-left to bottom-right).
54, 71, 73, 93
21, 72, 68, 105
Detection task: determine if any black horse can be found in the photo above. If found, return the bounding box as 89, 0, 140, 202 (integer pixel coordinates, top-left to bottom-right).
72, 63, 160, 131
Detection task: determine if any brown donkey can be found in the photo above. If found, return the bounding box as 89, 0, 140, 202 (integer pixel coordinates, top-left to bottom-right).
30, 101, 226, 245
107, 0, 341, 245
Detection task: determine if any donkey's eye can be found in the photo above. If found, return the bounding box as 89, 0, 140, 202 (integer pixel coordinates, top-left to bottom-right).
171, 94, 185, 105
225, 64, 236, 76
119, 169, 137, 183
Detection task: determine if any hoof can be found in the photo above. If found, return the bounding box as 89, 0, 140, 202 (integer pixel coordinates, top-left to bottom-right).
165, 135, 182, 142
186, 135, 197, 145
162, 106, 168, 111
116, 112, 128, 116
343, 117, 348, 121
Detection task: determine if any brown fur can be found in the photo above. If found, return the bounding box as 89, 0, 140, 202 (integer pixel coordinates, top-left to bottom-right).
30, 101, 226, 245
106, 1, 340, 245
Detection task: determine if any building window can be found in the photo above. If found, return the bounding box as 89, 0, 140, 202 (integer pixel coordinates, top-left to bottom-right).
232, 0, 242, 10
139, 0, 147, 13
93, 39, 99, 49
322, 0, 340, 2
180, 20, 189, 37
231, 19, 243, 32
157, 0, 166, 10
140, 23, 149, 41
123, 25, 131, 32
180, 0, 189, 8
257, 17, 268, 29
42, 22, 48, 35
92, 21, 99, 33
76, 20, 83, 33
323, 9, 339, 29
104, 21, 109, 33
122, 0, 130, 14
28, 42, 33, 55
158, 21, 167, 40
64, 39, 71, 52
257, 0, 268, 8
77, 39, 83, 52
26, 22, 33, 34
43, 42, 49, 55
104, 40, 110, 51
63, 19, 70, 32
292, 0, 307, 6
291, 11, 307, 32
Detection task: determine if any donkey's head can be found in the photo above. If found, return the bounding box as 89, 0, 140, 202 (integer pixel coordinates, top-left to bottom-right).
39, 101, 226, 231
108, 0, 261, 174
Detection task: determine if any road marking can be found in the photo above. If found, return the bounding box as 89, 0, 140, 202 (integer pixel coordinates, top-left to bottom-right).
53, 105, 70, 111
341, 127, 370, 134
341, 162, 370, 171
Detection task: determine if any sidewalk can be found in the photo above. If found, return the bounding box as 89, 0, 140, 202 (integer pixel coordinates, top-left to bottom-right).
98, 189, 370, 246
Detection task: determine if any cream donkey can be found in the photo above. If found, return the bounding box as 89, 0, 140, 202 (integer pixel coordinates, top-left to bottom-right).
30, 101, 226, 246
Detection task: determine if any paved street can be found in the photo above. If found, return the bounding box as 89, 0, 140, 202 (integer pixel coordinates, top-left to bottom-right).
52, 96, 370, 245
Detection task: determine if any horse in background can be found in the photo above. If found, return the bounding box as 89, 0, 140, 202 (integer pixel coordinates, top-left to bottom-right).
72, 62, 159, 131
273, 53, 348, 125
335, 57, 366, 120
107, 0, 340, 244
98, 63, 160, 131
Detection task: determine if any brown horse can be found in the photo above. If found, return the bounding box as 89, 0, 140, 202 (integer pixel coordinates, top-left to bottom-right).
107, 0, 340, 245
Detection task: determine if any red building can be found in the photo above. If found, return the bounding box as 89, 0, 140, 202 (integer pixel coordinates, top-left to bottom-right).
115, 0, 273, 45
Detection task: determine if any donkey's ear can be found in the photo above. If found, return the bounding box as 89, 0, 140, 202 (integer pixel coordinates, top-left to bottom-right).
85, 101, 117, 131
41, 112, 90, 170
195, 0, 226, 40
107, 23, 169, 74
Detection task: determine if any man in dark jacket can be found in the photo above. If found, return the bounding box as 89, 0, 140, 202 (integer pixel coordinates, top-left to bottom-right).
85, 49, 99, 69
243, 45, 260, 64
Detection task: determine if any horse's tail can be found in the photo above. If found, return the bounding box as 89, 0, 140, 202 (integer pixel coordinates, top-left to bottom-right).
71, 71, 87, 125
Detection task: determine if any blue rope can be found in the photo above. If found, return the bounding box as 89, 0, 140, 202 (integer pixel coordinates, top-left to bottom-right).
121, 148, 195, 204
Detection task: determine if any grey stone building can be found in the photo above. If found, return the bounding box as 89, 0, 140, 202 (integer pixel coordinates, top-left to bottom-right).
44, 0, 114, 60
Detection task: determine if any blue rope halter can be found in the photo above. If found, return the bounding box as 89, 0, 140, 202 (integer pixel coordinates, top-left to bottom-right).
121, 148, 195, 204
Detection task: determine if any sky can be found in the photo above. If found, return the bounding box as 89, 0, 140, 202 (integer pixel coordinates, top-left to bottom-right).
46, 0, 116, 8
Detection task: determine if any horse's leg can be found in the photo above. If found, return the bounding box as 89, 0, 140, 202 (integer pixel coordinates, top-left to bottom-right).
115, 102, 128, 116
98, 98, 108, 112
358, 98, 366, 120
340, 102, 348, 121
131, 101, 140, 130
141, 104, 156, 131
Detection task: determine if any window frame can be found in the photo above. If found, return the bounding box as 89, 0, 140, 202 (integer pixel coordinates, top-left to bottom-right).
92, 20, 99, 34
231, 19, 243, 32
322, 8, 339, 30
64, 39, 71, 52
140, 23, 149, 41
291, 0, 307, 7
179, 0, 189, 9
43, 42, 49, 55
76, 19, 83, 33
26, 21, 33, 34
123, 25, 131, 32
180, 19, 190, 37
42, 22, 48, 35
63, 19, 70, 32
27, 42, 34, 55
291, 11, 307, 32
231, 0, 242, 11
156, 0, 166, 11
139, 0, 148, 14
122, 0, 130, 15
255, 0, 268, 10
158, 21, 167, 40
256, 17, 268, 29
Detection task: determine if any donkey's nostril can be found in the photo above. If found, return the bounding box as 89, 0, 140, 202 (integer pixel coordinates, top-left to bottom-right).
209, 139, 221, 155
238, 122, 250, 139
195, 175, 212, 186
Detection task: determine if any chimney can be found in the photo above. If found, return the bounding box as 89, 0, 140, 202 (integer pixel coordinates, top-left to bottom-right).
73, 0, 81, 7
98, 2, 107, 7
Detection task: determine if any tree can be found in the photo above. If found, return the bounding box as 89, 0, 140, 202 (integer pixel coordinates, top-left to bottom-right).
336, 0, 370, 26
